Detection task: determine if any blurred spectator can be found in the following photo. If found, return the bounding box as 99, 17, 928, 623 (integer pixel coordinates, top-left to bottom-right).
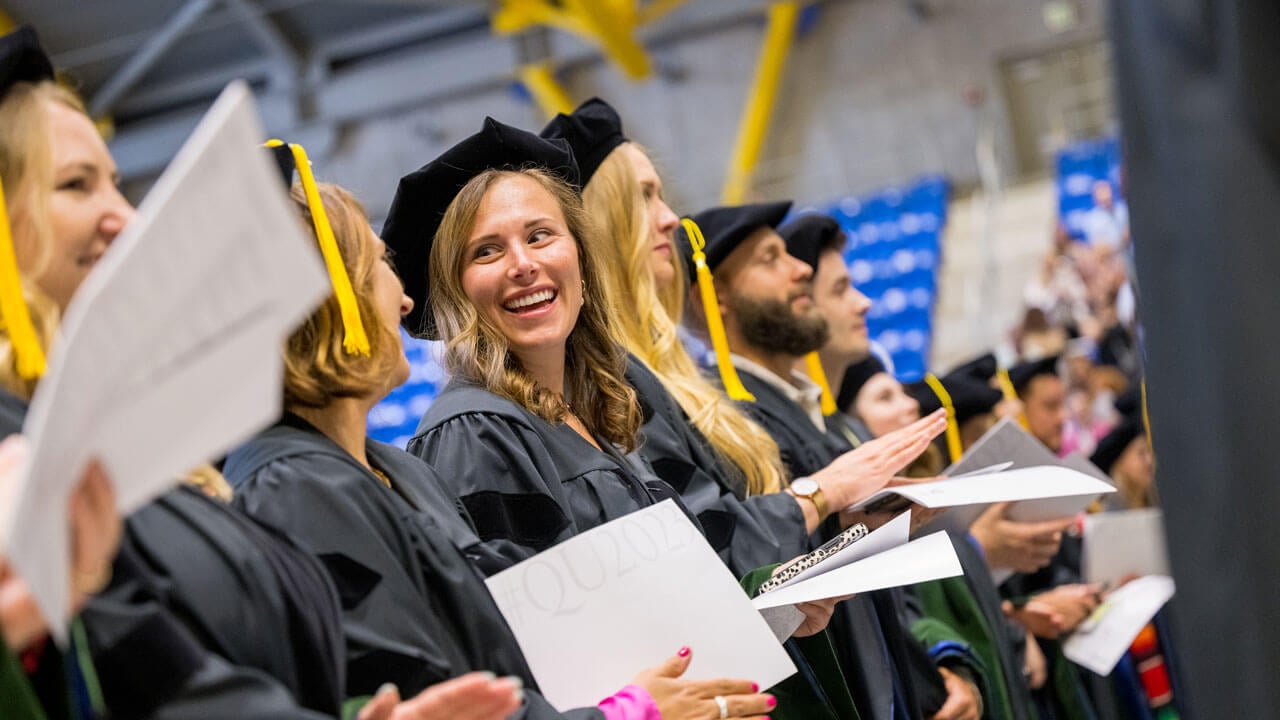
1081, 180, 1129, 251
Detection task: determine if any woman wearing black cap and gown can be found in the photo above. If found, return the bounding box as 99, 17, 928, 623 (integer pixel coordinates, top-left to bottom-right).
0, 27, 523, 719
386, 116, 871, 720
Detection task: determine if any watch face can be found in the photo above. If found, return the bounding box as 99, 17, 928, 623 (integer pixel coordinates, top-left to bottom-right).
792, 478, 818, 496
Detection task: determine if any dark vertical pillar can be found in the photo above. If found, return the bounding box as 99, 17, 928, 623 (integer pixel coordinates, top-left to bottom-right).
1109, 1, 1280, 715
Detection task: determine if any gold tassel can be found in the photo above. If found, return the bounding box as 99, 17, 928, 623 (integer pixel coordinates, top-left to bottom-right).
0, 175, 46, 379
681, 218, 754, 401
266, 139, 371, 356
804, 352, 837, 415
924, 372, 963, 462
995, 366, 1028, 429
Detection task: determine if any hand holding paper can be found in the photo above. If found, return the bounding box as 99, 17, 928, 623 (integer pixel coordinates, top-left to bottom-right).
484, 501, 795, 711
0, 81, 330, 640
1063, 575, 1176, 675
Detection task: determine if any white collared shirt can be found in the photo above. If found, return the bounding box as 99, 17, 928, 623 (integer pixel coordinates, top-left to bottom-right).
729, 353, 826, 431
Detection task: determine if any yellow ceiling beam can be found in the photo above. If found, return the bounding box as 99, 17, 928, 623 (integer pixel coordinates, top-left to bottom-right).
493, 0, 651, 80
721, 1, 801, 204
518, 62, 575, 120
635, 0, 689, 26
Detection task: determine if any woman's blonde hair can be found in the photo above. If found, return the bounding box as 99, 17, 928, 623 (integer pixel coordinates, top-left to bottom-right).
430, 168, 641, 451
584, 145, 785, 495
0, 81, 86, 399
282, 182, 403, 408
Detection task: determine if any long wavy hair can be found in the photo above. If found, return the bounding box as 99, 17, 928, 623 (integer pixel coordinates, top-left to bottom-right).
0, 80, 83, 399
282, 182, 403, 409
584, 144, 785, 494
430, 168, 641, 451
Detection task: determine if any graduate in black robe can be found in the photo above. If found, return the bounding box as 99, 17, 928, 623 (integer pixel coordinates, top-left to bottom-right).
539, 99, 810, 577
225, 415, 596, 719
386, 117, 851, 720
623, 357, 809, 575
675, 202, 972, 720
0, 28, 365, 718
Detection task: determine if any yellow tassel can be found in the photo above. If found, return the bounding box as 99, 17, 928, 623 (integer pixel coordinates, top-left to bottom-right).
995, 366, 1029, 429
924, 372, 963, 463
1140, 379, 1153, 452
267, 139, 371, 356
681, 218, 754, 402
0, 175, 46, 380
804, 352, 837, 415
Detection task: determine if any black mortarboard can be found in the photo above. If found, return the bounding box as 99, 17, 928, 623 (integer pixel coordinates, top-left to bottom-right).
1009, 355, 1061, 396
907, 375, 1003, 425
267, 143, 295, 189
1090, 414, 1144, 475
677, 201, 792, 283
0, 27, 54, 103
837, 355, 887, 413
539, 97, 627, 186
778, 214, 846, 273
944, 352, 998, 385
1114, 386, 1141, 417
381, 117, 579, 338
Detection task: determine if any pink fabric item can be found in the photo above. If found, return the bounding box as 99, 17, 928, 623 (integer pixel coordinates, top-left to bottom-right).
598, 684, 663, 720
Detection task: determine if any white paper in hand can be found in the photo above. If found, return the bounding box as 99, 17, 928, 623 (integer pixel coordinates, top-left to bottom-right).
2, 81, 329, 642
1083, 510, 1169, 588
1063, 575, 1176, 675
484, 500, 796, 711
851, 466, 1114, 536
752, 531, 962, 610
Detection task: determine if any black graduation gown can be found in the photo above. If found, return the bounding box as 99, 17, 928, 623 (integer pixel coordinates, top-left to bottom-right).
84, 487, 347, 719
408, 379, 689, 568
0, 386, 24, 436
733, 369, 949, 720
224, 416, 603, 720
0, 388, 347, 720
624, 356, 808, 575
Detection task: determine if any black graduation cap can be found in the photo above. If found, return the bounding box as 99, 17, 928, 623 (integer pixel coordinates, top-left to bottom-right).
539, 97, 627, 186
267, 142, 296, 189
836, 355, 886, 413
0, 27, 54, 102
906, 375, 1003, 425
778, 214, 846, 273
381, 117, 580, 339
1114, 386, 1142, 417
944, 352, 998, 385
677, 201, 792, 282
1090, 414, 1144, 475
1008, 355, 1061, 396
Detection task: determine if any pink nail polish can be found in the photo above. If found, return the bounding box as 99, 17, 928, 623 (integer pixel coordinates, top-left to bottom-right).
767, 697, 777, 709
677, 646, 691, 657
751, 683, 759, 693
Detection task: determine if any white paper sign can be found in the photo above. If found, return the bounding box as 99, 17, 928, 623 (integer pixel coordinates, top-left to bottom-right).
1083, 509, 1169, 588
1063, 575, 1176, 675
752, 531, 962, 610
485, 501, 796, 710
850, 466, 1114, 535
2, 81, 330, 640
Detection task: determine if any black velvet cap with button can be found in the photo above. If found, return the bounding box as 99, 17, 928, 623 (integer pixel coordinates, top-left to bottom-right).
676, 201, 793, 282
837, 355, 887, 414
778, 214, 846, 273
381, 117, 580, 339
907, 375, 1003, 425
1008, 355, 1061, 396
539, 97, 627, 186
944, 352, 998, 385
0, 27, 55, 101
